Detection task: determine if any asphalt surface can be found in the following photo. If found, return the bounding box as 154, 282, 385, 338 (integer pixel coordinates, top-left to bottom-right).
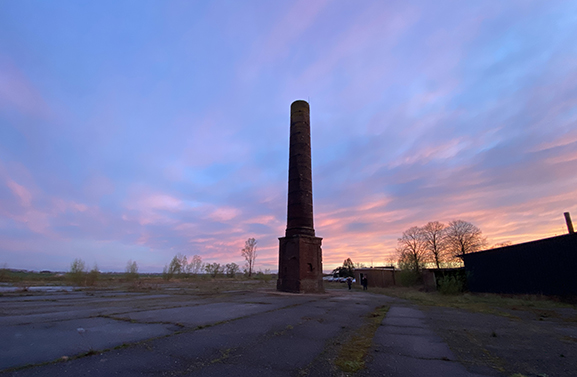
1, 288, 494, 376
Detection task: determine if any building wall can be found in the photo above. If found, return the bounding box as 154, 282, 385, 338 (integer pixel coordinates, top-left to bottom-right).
353, 268, 396, 288
462, 233, 577, 296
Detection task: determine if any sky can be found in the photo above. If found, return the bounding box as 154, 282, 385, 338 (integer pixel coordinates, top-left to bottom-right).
1, 1, 576, 273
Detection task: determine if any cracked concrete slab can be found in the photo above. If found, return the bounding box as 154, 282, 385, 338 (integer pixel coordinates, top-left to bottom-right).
364, 305, 491, 377
115, 301, 287, 327
1, 317, 175, 370
1, 288, 494, 377
366, 353, 490, 377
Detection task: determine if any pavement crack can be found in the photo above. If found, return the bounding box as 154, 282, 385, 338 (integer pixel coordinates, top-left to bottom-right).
95, 313, 186, 328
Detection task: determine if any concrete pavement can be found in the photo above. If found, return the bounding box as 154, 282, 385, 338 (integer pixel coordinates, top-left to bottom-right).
1, 288, 495, 376
362, 307, 492, 377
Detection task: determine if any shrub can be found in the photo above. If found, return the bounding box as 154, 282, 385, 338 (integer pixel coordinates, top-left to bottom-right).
225, 263, 239, 278
437, 275, 465, 295
68, 258, 87, 286
0, 263, 8, 282
86, 264, 99, 286
204, 263, 222, 278
162, 265, 173, 281
398, 270, 420, 287
125, 260, 139, 281
254, 271, 273, 282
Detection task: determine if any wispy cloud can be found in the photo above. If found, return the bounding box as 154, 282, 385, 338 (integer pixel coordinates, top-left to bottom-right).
0, 1, 576, 272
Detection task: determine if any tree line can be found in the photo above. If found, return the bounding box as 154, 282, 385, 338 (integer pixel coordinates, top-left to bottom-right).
397, 219, 487, 272
160, 237, 259, 280
66, 237, 261, 284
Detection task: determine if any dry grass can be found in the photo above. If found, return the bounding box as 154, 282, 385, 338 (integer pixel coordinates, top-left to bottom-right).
368, 286, 574, 316
334, 305, 389, 373
325, 282, 574, 317
1, 269, 276, 290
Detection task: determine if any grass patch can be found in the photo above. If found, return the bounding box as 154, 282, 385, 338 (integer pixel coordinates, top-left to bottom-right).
437, 275, 465, 295
210, 348, 232, 364
334, 305, 389, 373
0, 270, 278, 292
364, 287, 573, 316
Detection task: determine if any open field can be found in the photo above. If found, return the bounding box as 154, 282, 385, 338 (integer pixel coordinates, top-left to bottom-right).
326, 282, 576, 317
327, 282, 577, 377
2, 278, 576, 376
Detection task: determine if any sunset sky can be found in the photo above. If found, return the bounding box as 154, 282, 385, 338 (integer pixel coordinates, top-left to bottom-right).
1, 1, 576, 273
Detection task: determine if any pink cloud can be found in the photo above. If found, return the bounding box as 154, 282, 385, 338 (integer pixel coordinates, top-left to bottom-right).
6, 179, 32, 208
208, 207, 240, 222
123, 189, 188, 226
83, 174, 115, 200
0, 58, 50, 118
257, 0, 330, 65
141, 194, 183, 212
292, 3, 419, 98
1, 163, 97, 238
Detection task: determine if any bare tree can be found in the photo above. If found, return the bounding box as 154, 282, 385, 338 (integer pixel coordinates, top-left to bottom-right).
241, 238, 257, 277
187, 255, 203, 275
445, 220, 487, 258
489, 241, 512, 249
422, 221, 448, 268
396, 226, 428, 272
225, 263, 240, 277
69, 258, 87, 285
204, 262, 222, 278
125, 260, 139, 280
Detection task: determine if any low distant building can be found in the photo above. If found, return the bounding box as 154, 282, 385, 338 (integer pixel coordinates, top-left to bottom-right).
353, 267, 463, 290
462, 233, 577, 296
353, 267, 396, 288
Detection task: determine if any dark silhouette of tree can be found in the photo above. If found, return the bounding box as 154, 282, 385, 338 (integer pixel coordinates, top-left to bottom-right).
187, 255, 203, 275
489, 241, 512, 249
332, 258, 355, 277
241, 238, 257, 277
396, 226, 428, 272
225, 263, 239, 277
445, 220, 487, 258
69, 258, 86, 285
125, 260, 139, 281
343, 258, 354, 273
422, 221, 448, 268
86, 263, 99, 286
204, 262, 222, 278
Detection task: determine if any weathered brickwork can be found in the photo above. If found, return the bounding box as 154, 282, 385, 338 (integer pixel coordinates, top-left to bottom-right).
277, 101, 324, 293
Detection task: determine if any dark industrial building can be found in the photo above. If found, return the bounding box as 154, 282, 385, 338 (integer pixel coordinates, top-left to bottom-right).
462, 233, 577, 296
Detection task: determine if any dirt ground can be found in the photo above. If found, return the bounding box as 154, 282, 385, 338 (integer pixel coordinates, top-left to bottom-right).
422, 304, 577, 377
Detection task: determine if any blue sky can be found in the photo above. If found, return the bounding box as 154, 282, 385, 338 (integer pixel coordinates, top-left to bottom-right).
1, 1, 576, 272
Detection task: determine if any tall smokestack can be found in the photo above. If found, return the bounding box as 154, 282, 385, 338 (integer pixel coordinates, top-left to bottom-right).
564, 212, 574, 234
277, 100, 323, 293
286, 100, 315, 237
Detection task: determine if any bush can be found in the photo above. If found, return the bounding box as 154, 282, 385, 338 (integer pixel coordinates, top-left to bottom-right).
162, 265, 173, 281
254, 271, 273, 282
125, 260, 139, 281
398, 270, 420, 287
225, 263, 239, 278
86, 264, 99, 286
437, 275, 465, 295
68, 258, 87, 286
0, 263, 8, 282
204, 263, 222, 278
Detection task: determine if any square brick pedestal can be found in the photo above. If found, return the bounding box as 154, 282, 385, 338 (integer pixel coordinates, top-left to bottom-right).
277, 235, 324, 293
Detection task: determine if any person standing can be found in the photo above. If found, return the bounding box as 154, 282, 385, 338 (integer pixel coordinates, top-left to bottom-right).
362, 276, 368, 291
346, 277, 352, 290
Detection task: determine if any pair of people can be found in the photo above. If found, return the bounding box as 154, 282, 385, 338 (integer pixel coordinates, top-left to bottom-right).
346, 276, 368, 290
